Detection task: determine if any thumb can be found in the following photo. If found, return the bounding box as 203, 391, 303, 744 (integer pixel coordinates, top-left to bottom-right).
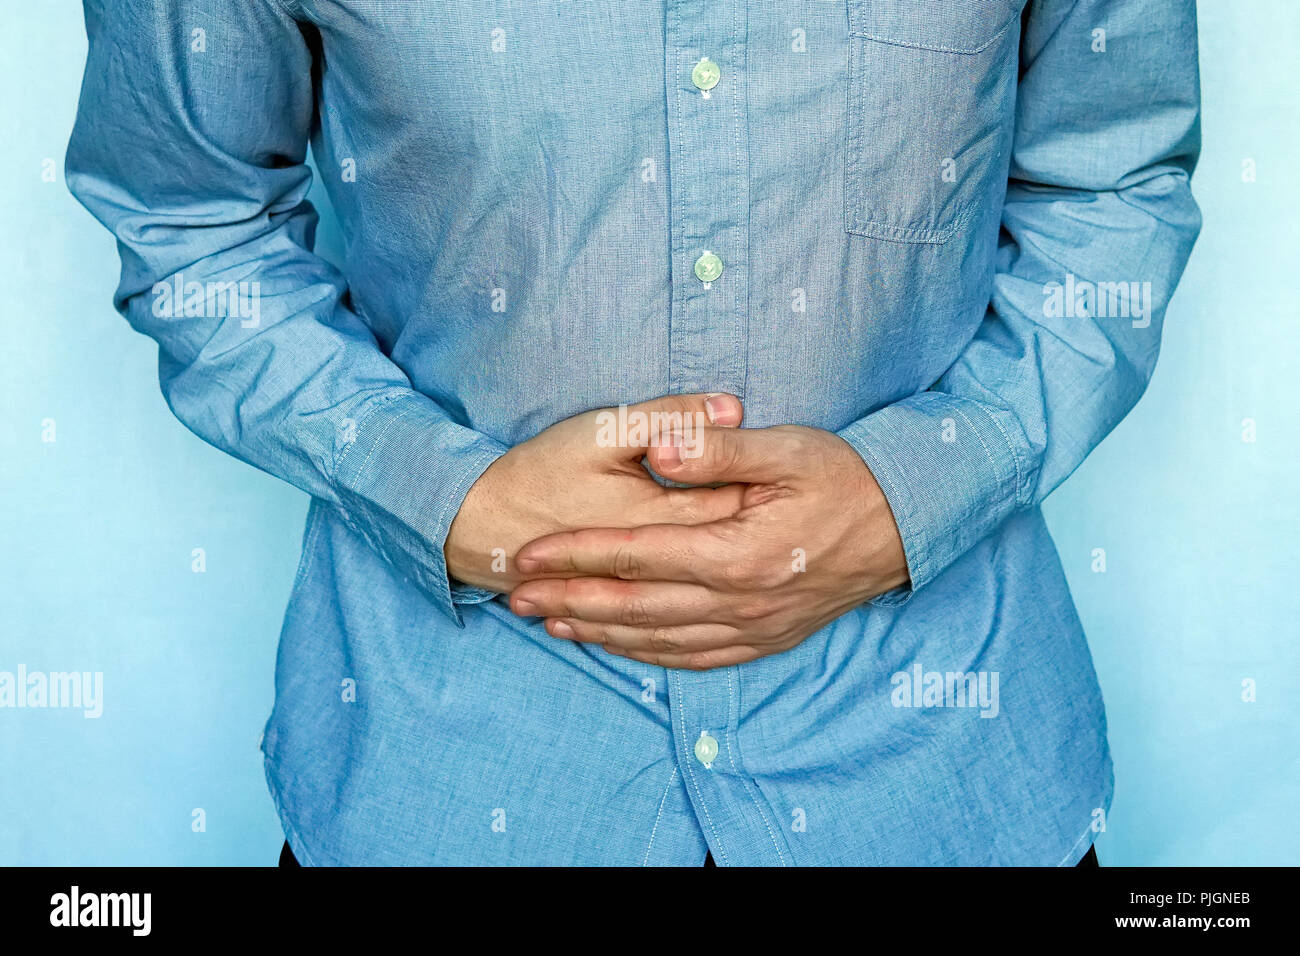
627, 392, 742, 429
591, 392, 743, 460
647, 424, 796, 485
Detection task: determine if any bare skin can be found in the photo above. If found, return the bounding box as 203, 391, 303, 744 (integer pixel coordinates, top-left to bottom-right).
444, 393, 746, 592
505, 421, 910, 670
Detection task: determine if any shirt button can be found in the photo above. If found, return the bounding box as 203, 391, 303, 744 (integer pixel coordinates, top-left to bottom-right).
694, 251, 724, 283
694, 731, 719, 768
692, 57, 721, 92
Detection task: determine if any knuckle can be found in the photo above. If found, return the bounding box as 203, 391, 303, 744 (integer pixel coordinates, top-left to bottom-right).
650, 395, 688, 416
648, 626, 682, 653
561, 578, 592, 617
720, 561, 764, 590
714, 562, 744, 588
732, 598, 771, 622
620, 595, 653, 627
758, 562, 796, 591
670, 396, 699, 419
785, 431, 820, 467
684, 650, 721, 671
714, 436, 742, 473
665, 491, 704, 524
613, 543, 642, 580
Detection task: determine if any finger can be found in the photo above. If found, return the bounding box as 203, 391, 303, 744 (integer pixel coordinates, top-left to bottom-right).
509, 577, 721, 626
514, 523, 733, 584
643, 483, 747, 526
544, 618, 744, 654
607, 644, 764, 671
647, 424, 801, 485
625, 392, 743, 429
589, 392, 743, 462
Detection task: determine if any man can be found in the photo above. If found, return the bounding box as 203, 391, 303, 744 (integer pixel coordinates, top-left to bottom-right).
67, 0, 1200, 865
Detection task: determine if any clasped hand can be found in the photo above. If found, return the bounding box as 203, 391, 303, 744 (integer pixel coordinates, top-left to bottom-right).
445, 393, 907, 669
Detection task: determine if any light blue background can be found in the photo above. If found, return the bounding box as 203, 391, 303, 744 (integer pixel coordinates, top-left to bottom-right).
1, 2, 1295, 865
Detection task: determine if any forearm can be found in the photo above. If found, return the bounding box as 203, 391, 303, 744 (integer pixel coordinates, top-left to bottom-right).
837, 0, 1202, 595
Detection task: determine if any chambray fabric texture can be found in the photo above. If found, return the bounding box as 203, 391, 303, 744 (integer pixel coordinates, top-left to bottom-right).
66, 0, 1201, 865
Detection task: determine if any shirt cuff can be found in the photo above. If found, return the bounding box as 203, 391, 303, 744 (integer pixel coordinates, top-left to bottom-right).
333, 392, 508, 627
836, 391, 1035, 602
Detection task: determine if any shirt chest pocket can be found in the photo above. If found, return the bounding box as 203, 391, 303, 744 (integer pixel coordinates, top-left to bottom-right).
845, 0, 1024, 244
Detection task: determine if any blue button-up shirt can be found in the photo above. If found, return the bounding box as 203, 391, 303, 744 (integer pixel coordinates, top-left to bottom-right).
68, 0, 1201, 865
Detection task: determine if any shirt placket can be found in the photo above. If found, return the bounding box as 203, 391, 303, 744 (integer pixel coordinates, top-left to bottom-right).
664, 0, 786, 867
665, 0, 749, 398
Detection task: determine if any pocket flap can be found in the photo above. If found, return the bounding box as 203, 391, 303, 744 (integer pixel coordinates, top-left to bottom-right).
849, 0, 1024, 55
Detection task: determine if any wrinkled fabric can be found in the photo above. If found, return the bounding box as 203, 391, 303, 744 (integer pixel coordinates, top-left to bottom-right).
67, 0, 1201, 865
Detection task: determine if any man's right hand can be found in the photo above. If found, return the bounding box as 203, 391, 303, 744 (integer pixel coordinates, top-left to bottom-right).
444, 393, 744, 592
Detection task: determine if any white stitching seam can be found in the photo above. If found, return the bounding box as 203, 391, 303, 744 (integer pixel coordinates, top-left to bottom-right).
724, 667, 789, 865
848, 8, 1019, 56
672, 670, 729, 866
961, 400, 1029, 506
332, 393, 408, 478
950, 402, 1026, 508
641, 766, 679, 866
848, 426, 933, 588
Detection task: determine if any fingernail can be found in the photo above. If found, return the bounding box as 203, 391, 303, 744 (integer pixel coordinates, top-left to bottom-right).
656, 440, 682, 467
550, 620, 574, 639
514, 599, 538, 616
704, 394, 739, 426
516, 556, 540, 574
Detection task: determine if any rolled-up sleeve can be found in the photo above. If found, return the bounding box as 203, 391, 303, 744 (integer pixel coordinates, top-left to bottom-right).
838, 0, 1202, 599
66, 0, 506, 624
